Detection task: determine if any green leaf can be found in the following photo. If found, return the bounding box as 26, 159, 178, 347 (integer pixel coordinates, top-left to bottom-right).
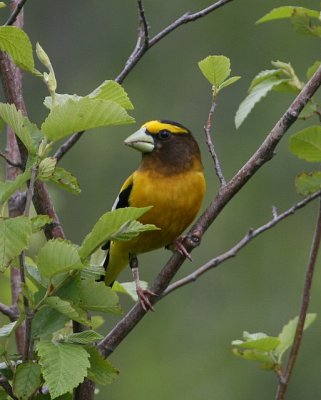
231, 331, 280, 369
43, 94, 81, 109
0, 390, 9, 400
249, 69, 280, 89
37, 239, 84, 278
41, 97, 134, 142
86, 347, 118, 385
198, 55, 231, 87
0, 321, 17, 337
78, 206, 154, 260
0, 216, 32, 271
91, 316, 104, 330
0, 103, 37, 154
79, 280, 122, 314
289, 126, 321, 162
232, 334, 280, 352
275, 314, 317, 361
88, 80, 134, 109
38, 157, 57, 180
60, 330, 103, 345
50, 167, 81, 195
306, 61, 321, 80
110, 219, 159, 241
37, 340, 90, 399
32, 307, 69, 338
218, 75, 241, 91
0, 26, 34, 73
112, 280, 148, 302
30, 215, 52, 233
257, 6, 320, 24
232, 347, 276, 369
44, 297, 90, 326
235, 77, 286, 129
36, 43, 57, 94
44, 81, 133, 111
291, 8, 321, 37
295, 172, 321, 196
0, 169, 31, 204
13, 362, 42, 400
81, 264, 105, 280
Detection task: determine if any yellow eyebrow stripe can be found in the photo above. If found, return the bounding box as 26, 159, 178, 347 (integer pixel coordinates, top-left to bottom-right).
142, 120, 189, 134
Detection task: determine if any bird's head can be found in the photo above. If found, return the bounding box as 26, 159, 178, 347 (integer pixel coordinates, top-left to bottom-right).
124, 120, 202, 174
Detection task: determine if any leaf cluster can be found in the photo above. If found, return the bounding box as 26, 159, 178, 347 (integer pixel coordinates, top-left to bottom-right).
0, 24, 160, 400
231, 314, 316, 371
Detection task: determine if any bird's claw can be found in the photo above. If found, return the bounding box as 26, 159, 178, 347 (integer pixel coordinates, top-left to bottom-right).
173, 237, 193, 261
136, 286, 158, 312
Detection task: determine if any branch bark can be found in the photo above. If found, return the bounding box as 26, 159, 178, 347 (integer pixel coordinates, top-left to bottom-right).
275, 198, 321, 400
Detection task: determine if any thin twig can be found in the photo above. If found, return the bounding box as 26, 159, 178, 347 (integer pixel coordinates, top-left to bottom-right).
54, 1, 233, 164
0, 151, 22, 168
0, 303, 18, 321
54, 131, 84, 161
137, 0, 149, 49
275, 198, 321, 400
116, 0, 233, 84
204, 98, 226, 186
98, 64, 321, 360
0, 375, 18, 400
4, 0, 27, 26
163, 190, 321, 296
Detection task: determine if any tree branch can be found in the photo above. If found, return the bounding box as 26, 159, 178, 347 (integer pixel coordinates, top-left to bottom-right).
54, 0, 234, 162
275, 198, 321, 400
0, 375, 17, 400
0, 151, 22, 168
163, 190, 321, 296
204, 98, 226, 186
98, 63, 321, 359
54, 131, 84, 161
5, 0, 27, 26
0, 303, 18, 321
116, 0, 233, 84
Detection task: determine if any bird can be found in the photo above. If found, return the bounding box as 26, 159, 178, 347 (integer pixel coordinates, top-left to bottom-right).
103, 120, 206, 310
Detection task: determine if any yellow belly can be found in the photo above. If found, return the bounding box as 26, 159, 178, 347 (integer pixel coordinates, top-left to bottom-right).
123, 169, 205, 253
105, 168, 205, 285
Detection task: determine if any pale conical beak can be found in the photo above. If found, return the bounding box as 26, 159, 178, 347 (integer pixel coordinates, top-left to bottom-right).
124, 127, 154, 153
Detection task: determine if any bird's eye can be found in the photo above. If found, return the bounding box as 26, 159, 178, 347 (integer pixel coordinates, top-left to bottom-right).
158, 130, 171, 140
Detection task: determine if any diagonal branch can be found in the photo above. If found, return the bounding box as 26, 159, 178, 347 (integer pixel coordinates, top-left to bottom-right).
5, 0, 27, 26
0, 303, 18, 321
0, 375, 17, 400
275, 197, 321, 400
116, 0, 233, 84
163, 190, 321, 296
98, 63, 321, 359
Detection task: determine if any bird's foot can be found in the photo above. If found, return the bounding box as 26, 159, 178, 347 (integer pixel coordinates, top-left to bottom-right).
136, 285, 158, 312
168, 237, 193, 261
130, 254, 157, 311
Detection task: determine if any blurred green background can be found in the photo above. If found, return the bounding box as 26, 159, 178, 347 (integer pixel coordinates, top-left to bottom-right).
1, 0, 321, 398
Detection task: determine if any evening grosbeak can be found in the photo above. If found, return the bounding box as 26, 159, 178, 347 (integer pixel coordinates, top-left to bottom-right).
103, 120, 206, 310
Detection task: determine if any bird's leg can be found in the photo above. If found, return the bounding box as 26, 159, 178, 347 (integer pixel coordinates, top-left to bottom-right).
166, 236, 193, 261
129, 254, 157, 312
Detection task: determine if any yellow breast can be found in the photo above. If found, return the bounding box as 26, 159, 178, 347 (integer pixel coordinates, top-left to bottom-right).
118, 168, 206, 254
